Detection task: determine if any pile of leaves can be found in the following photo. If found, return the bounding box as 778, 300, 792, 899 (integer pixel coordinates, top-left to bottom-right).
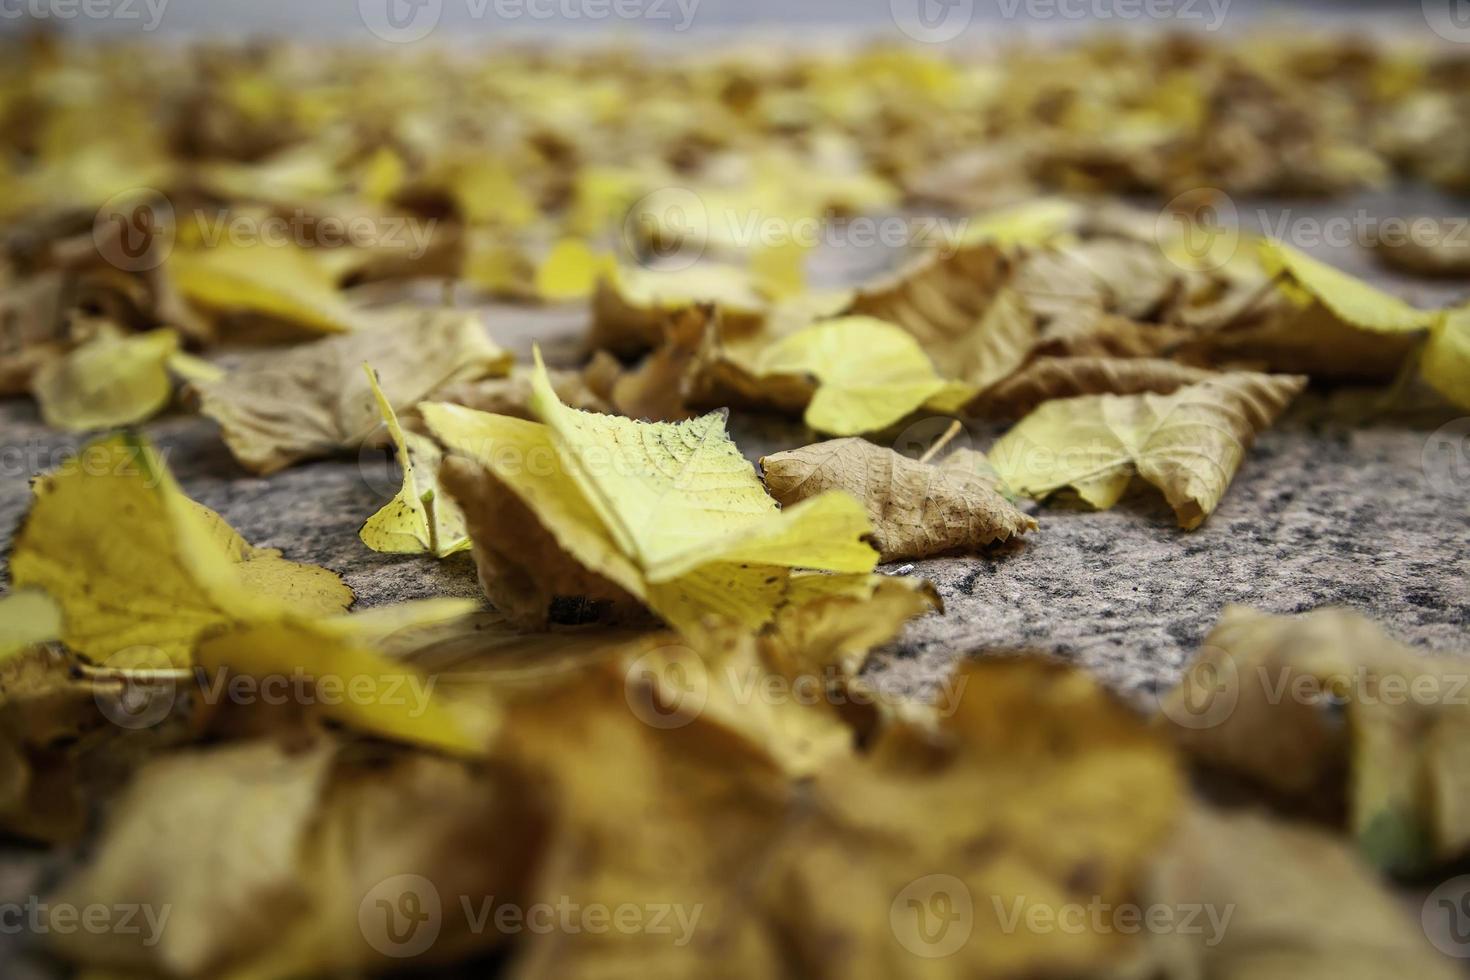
1, 29, 1468, 979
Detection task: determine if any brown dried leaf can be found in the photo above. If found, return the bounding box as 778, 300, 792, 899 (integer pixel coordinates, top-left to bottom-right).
762, 438, 1036, 562
195, 308, 511, 474
979, 357, 1216, 420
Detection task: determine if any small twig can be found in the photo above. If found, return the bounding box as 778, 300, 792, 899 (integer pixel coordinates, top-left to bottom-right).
918, 420, 963, 465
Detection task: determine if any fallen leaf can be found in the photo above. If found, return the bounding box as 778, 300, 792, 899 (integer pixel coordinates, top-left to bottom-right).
1260, 238, 1440, 334
991, 372, 1306, 529
589, 262, 773, 356
1161, 606, 1470, 873
1132, 804, 1460, 980
358, 366, 470, 558
194, 307, 511, 474
10, 433, 353, 667
1422, 307, 1470, 411
762, 438, 1036, 561
168, 239, 365, 338
423, 354, 879, 633
849, 243, 1039, 394
978, 356, 1216, 420
30, 325, 178, 431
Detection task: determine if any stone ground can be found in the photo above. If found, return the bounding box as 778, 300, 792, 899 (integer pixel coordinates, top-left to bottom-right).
1, 191, 1469, 975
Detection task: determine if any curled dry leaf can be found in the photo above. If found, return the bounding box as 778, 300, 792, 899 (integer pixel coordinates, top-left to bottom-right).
1160, 606, 1470, 874
978, 356, 1216, 420
49, 741, 527, 979
424, 354, 878, 633
991, 371, 1306, 529
358, 367, 471, 559
495, 657, 1181, 979
194, 307, 511, 474
430, 363, 613, 420
849, 242, 1039, 395
589, 263, 772, 357
10, 433, 353, 668
167, 239, 365, 339
761, 438, 1035, 562
1374, 220, 1470, 278
1128, 805, 1460, 980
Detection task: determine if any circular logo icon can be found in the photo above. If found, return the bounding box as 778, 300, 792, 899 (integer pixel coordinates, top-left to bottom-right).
890, 874, 973, 958
359, 0, 444, 43
1156, 646, 1239, 731
93, 188, 175, 273
890, 0, 974, 43
624, 645, 709, 730
1422, 418, 1470, 498
1155, 189, 1239, 273
93, 646, 179, 731
621, 187, 710, 272
356, 421, 403, 501
1424, 0, 1470, 43
360, 874, 443, 958
1423, 875, 1470, 958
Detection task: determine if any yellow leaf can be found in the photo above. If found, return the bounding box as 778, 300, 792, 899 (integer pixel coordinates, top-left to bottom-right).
196, 622, 495, 757
991, 372, 1306, 529
9, 433, 352, 667
168, 240, 362, 337
31, 327, 178, 431
527, 349, 876, 580
358, 366, 470, 558
533, 238, 616, 302
753, 317, 952, 435
1422, 307, 1470, 410
1259, 239, 1439, 334
0, 592, 62, 663
957, 196, 1084, 246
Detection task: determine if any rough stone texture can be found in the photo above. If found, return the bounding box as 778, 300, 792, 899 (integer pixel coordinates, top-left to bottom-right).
1, 192, 1469, 974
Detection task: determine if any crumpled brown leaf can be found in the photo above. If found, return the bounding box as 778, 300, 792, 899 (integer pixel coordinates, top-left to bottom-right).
1160, 606, 1470, 874
849, 243, 1039, 394
979, 357, 1216, 420
762, 438, 1035, 562
194, 307, 511, 474
1123, 804, 1460, 980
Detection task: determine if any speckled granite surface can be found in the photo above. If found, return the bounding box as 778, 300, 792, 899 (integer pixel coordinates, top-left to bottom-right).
2, 193, 1469, 976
